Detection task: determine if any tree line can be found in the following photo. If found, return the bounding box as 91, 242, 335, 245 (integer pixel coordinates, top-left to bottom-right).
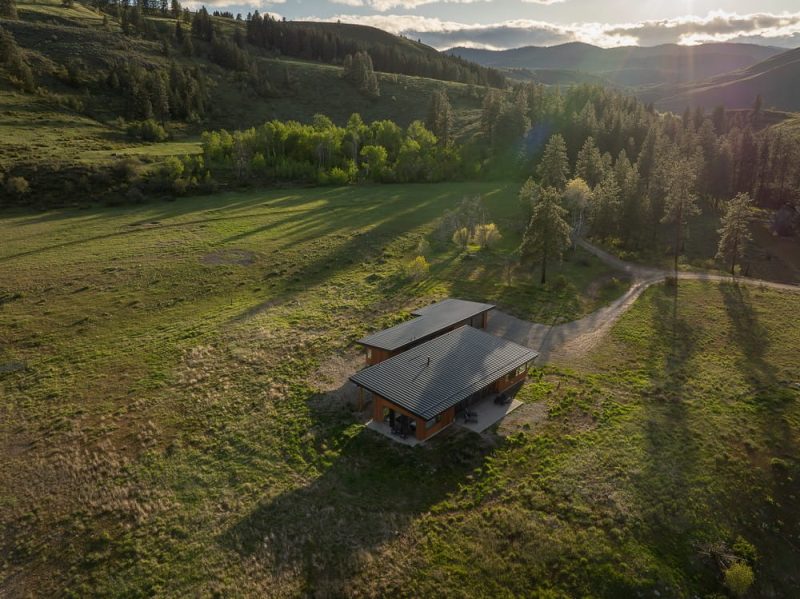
199, 110, 468, 185
506, 84, 800, 280
244, 11, 506, 88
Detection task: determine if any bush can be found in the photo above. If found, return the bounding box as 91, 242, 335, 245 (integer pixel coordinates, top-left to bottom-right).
127, 119, 168, 142
328, 166, 350, 185
405, 255, 430, 280
473, 223, 502, 249
5, 175, 29, 197
452, 227, 470, 249
724, 561, 754, 597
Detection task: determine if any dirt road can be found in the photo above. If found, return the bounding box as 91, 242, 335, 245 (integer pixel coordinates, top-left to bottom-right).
487, 239, 800, 364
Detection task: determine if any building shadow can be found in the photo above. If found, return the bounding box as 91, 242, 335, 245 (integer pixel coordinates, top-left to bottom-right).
218, 380, 499, 595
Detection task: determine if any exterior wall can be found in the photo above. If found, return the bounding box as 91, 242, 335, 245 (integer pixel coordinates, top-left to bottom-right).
417, 406, 455, 440
494, 368, 528, 393
364, 346, 395, 365
361, 309, 493, 365
370, 394, 455, 441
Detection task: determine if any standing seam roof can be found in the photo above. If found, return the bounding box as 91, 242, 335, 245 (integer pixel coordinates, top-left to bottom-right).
357, 298, 495, 352
350, 326, 538, 420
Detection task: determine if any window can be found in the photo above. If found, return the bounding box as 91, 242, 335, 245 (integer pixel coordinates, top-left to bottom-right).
366, 348, 373, 360
425, 414, 442, 429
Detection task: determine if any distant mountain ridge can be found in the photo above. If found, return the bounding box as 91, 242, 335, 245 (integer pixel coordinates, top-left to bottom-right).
445, 42, 784, 86
647, 46, 800, 111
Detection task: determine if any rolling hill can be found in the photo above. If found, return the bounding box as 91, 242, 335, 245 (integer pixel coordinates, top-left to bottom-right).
446, 42, 783, 86
0, 0, 491, 172
648, 46, 800, 112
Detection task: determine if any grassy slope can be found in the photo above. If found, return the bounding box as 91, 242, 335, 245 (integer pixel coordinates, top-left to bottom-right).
366, 281, 800, 597
0, 182, 622, 596
0, 0, 483, 171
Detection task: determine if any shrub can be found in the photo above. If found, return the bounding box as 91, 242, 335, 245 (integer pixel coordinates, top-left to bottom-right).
724, 561, 754, 597
416, 238, 431, 257
473, 223, 502, 249
5, 175, 29, 197
406, 255, 430, 280
452, 227, 470, 249
161, 156, 184, 180
127, 119, 168, 142
330, 166, 350, 185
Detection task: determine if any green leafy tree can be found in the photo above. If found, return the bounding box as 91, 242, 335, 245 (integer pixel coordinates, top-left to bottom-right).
563, 177, 591, 233
537, 134, 569, 191
716, 192, 755, 275
360, 145, 387, 181
520, 186, 572, 284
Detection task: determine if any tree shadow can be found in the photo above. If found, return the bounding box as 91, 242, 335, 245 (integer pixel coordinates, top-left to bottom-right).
718, 282, 774, 385
634, 283, 701, 556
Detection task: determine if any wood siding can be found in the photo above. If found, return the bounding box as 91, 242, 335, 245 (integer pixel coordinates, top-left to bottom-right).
372, 395, 455, 441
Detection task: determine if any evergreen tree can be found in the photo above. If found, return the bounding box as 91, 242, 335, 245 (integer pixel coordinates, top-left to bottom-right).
590, 171, 621, 240
661, 157, 700, 275
518, 176, 541, 223
520, 186, 572, 284
716, 192, 755, 275
537, 134, 569, 191
575, 136, 605, 188
426, 89, 453, 147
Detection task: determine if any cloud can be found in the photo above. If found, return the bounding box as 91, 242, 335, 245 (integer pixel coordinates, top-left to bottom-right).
310, 11, 800, 50
328, 0, 560, 11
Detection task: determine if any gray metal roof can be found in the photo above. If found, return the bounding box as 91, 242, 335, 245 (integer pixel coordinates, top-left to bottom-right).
357, 298, 495, 352
350, 326, 538, 420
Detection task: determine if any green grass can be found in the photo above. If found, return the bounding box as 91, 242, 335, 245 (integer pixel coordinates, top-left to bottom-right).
1, 185, 798, 597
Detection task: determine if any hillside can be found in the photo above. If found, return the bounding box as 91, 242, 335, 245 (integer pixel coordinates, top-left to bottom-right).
0, 0, 493, 174
447, 42, 783, 86
650, 47, 800, 112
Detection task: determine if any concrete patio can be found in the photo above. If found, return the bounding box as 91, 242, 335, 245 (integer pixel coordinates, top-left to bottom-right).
457, 395, 523, 434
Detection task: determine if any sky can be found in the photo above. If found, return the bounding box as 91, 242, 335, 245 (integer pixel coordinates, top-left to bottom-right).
189, 0, 800, 50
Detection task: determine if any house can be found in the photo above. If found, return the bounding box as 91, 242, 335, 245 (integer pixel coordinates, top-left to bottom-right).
350, 326, 538, 442
357, 298, 495, 365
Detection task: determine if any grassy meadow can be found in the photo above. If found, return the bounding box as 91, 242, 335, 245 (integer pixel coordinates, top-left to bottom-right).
1, 183, 799, 597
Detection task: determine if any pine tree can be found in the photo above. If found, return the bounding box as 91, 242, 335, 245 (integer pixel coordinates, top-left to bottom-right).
520, 186, 572, 284
716, 193, 755, 275
590, 171, 621, 240
537, 134, 569, 191
426, 89, 453, 147
575, 136, 605, 188
518, 176, 541, 223
661, 157, 700, 275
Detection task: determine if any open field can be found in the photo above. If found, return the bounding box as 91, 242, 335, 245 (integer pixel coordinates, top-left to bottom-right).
2, 183, 799, 597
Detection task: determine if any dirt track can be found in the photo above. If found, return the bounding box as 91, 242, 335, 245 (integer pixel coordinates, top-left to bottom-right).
487, 239, 800, 364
